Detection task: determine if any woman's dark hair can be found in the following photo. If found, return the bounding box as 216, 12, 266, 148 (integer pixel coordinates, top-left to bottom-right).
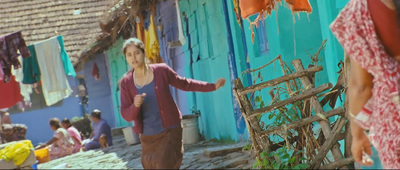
395, 0, 400, 29
61, 118, 71, 124
91, 109, 101, 119
49, 118, 61, 129
122, 38, 145, 55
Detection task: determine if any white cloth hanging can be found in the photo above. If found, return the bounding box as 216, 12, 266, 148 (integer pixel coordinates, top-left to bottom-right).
34, 37, 72, 106
11, 56, 32, 103
176, 0, 186, 45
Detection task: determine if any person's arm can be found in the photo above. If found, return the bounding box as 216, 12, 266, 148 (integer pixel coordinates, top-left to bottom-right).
348, 58, 374, 166
89, 131, 94, 139
120, 77, 142, 122
36, 137, 58, 150
164, 64, 219, 92
72, 136, 81, 145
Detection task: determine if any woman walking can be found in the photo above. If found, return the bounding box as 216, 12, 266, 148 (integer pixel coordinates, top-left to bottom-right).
331, 0, 400, 168
119, 38, 225, 169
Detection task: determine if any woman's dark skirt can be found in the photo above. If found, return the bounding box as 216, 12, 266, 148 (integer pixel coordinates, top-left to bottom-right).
140, 125, 183, 169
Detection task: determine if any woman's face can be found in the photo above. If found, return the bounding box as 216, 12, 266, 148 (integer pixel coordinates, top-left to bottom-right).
61, 123, 69, 129
125, 45, 145, 69
50, 125, 57, 131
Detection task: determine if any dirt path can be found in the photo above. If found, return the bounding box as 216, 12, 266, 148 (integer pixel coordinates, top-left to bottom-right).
38, 136, 255, 169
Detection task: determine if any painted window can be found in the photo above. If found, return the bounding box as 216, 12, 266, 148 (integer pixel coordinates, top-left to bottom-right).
250, 15, 269, 56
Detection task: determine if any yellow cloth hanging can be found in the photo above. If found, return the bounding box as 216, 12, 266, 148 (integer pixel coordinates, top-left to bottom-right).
144, 12, 163, 64
0, 140, 33, 166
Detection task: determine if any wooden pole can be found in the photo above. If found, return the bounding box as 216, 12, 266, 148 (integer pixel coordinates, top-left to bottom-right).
259, 107, 344, 137
233, 79, 264, 157
238, 66, 323, 95
248, 83, 332, 119
291, 59, 344, 162
320, 157, 354, 169
310, 117, 347, 169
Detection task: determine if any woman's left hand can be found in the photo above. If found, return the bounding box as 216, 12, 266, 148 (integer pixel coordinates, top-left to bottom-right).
215, 78, 226, 90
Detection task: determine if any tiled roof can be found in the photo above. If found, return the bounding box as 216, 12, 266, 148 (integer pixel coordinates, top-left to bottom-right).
0, 0, 118, 66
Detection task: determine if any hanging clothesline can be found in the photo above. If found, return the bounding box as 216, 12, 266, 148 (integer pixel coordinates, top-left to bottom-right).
0, 32, 77, 110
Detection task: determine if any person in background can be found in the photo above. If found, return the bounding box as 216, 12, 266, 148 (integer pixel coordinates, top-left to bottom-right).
331, 0, 400, 168
61, 118, 82, 153
81, 109, 112, 151
36, 118, 74, 160
119, 38, 226, 169
0, 108, 11, 124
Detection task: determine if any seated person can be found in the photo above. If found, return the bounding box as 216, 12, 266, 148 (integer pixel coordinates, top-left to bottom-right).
36, 118, 74, 160
81, 109, 112, 151
0, 109, 11, 124
1, 124, 27, 143
61, 118, 82, 153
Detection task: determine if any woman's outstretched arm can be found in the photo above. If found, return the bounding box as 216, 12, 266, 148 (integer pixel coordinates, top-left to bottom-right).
165, 64, 224, 92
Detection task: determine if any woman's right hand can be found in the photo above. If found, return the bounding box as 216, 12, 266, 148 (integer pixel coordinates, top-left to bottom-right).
351, 130, 373, 166
134, 93, 147, 107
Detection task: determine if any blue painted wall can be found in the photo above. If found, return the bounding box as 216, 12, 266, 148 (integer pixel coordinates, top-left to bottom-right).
179, 0, 239, 142
9, 76, 82, 146
83, 53, 116, 128
156, 0, 190, 115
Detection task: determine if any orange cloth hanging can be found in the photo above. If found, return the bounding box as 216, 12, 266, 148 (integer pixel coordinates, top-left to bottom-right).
285, 0, 312, 13
239, 0, 269, 19
136, 13, 146, 44
238, 0, 312, 19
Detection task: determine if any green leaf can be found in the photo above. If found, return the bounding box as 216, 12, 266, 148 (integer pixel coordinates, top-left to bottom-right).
260, 101, 265, 108
268, 113, 274, 120
273, 163, 280, 169
255, 96, 261, 102
282, 153, 290, 159
279, 163, 288, 170
297, 164, 309, 169
295, 150, 304, 155
299, 157, 307, 161
289, 156, 296, 164
253, 162, 260, 169
292, 166, 301, 170
267, 151, 277, 157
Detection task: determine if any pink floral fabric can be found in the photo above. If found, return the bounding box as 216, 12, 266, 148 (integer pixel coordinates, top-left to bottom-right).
67, 126, 82, 153
49, 128, 74, 160
331, 0, 400, 168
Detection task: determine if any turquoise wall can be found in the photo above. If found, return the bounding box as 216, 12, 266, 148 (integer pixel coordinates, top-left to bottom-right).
106, 38, 132, 128
179, 0, 239, 142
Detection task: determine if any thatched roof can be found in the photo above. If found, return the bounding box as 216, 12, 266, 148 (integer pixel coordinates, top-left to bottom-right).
0, 0, 119, 68
73, 0, 159, 70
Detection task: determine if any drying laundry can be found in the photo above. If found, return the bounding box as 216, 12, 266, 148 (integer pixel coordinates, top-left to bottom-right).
0, 76, 22, 109
0, 63, 4, 82
57, 35, 76, 77
238, 0, 312, 43
239, 0, 312, 18
22, 45, 41, 84
91, 62, 100, 81
34, 36, 72, 106
136, 13, 146, 45
0, 31, 31, 82
175, 0, 187, 45
144, 10, 163, 64
12, 56, 33, 104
